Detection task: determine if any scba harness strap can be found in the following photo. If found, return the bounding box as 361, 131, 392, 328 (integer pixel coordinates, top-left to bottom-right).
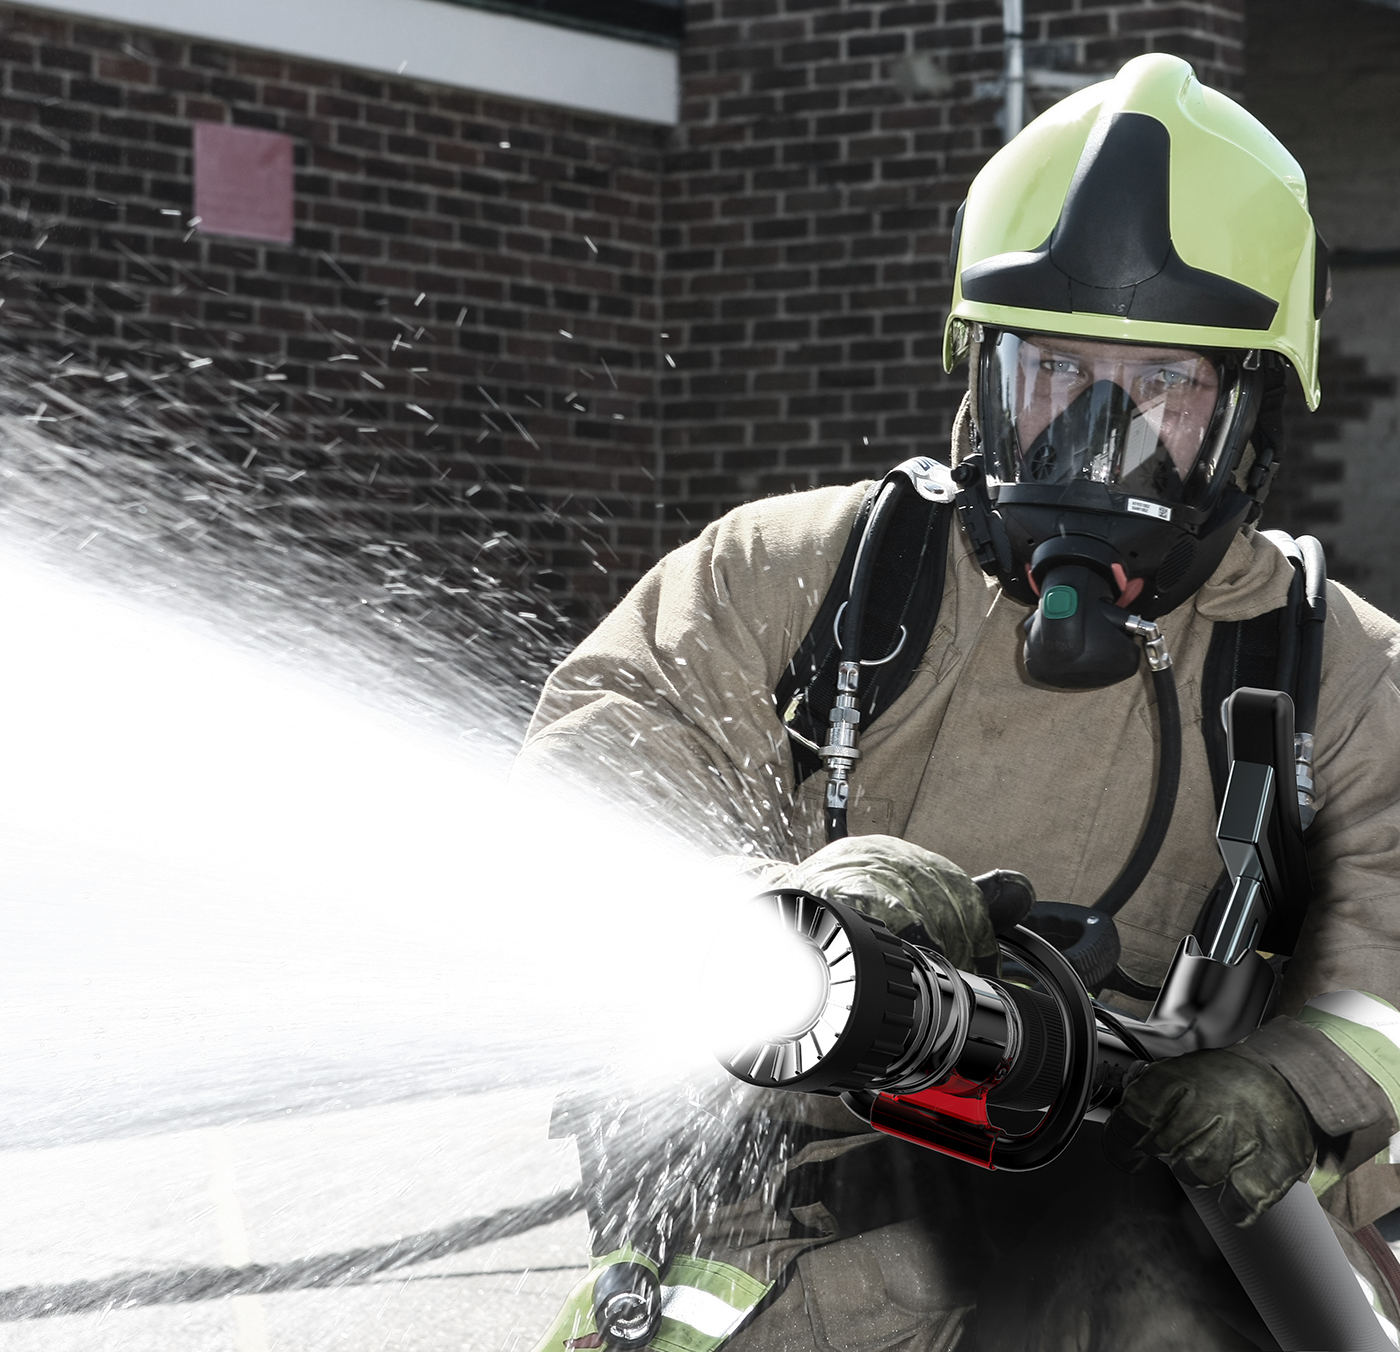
772, 458, 1326, 994
773, 460, 953, 787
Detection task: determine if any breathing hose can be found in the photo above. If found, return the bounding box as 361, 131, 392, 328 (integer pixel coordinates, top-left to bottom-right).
1291, 536, 1328, 830
840, 479, 903, 671
1092, 651, 1181, 917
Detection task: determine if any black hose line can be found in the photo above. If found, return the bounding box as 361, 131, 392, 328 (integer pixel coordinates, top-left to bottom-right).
1092, 663, 1181, 917
839, 478, 903, 667
1295, 535, 1327, 737
1186, 1181, 1394, 1352
0, 1187, 583, 1322
826, 477, 905, 842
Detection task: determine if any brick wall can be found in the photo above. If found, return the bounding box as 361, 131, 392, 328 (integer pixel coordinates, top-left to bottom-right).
1262, 336, 1400, 595
0, 2, 664, 628
1243, 0, 1400, 611
0, 0, 1294, 630
657, 0, 1246, 540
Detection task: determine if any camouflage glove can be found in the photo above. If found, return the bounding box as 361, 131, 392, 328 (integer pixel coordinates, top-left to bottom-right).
1105, 1048, 1315, 1227
782, 834, 998, 973
1106, 1001, 1400, 1227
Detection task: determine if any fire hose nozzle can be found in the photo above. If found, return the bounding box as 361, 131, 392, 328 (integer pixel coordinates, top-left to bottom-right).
714, 890, 1097, 1172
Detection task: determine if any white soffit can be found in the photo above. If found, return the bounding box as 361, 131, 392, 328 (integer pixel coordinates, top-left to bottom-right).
24, 0, 680, 125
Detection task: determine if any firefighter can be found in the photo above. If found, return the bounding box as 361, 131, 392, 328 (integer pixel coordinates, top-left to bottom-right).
520, 54, 1400, 1352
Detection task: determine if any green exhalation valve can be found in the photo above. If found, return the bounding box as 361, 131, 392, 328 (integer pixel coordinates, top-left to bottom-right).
1041, 585, 1078, 620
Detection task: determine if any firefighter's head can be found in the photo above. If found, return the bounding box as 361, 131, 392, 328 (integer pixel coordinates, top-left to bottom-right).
944, 54, 1326, 627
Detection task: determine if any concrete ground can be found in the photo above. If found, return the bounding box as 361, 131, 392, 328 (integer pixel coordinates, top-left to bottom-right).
0, 1087, 588, 1351
4, 1085, 1397, 1352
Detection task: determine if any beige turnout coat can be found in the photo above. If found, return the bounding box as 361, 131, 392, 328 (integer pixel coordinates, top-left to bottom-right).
518, 438, 1400, 1338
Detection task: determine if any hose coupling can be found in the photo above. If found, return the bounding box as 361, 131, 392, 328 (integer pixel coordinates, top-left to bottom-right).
1122, 616, 1171, 671
820, 661, 863, 812
1295, 731, 1316, 830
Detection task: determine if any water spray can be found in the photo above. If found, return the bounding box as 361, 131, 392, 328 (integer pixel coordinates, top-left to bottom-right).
0, 336, 752, 1345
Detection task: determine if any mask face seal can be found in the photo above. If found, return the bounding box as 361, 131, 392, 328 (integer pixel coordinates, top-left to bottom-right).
972, 330, 1264, 689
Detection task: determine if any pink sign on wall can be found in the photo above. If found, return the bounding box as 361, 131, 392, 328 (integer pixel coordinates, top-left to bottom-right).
193, 123, 295, 245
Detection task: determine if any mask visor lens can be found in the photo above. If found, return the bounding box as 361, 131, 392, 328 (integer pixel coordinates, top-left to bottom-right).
980, 333, 1230, 506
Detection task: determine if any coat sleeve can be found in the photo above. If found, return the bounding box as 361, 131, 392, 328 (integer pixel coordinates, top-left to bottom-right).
517, 487, 890, 1348
1281, 582, 1400, 1226
513, 484, 866, 860
1284, 582, 1400, 1015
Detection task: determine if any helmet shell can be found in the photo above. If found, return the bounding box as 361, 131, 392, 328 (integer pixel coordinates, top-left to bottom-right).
944, 54, 1323, 409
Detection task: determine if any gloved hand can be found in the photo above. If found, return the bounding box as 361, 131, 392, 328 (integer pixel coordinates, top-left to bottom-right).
782, 834, 998, 972
1106, 1004, 1400, 1227
1105, 1048, 1316, 1227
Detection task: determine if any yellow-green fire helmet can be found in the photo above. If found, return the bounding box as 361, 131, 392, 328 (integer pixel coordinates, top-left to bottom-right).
943, 53, 1326, 409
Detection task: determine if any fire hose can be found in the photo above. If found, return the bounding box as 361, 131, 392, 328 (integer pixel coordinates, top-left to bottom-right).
0, 1187, 585, 1320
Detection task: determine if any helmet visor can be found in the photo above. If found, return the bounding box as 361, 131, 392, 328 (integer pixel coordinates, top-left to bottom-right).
979, 332, 1248, 511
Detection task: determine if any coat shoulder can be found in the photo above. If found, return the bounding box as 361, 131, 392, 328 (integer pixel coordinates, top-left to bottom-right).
702, 481, 871, 570
1322, 581, 1400, 708
649, 483, 872, 631
1327, 580, 1400, 664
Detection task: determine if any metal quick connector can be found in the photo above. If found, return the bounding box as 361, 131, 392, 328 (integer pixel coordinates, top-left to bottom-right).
1123, 616, 1172, 671
821, 661, 862, 809
1295, 731, 1316, 830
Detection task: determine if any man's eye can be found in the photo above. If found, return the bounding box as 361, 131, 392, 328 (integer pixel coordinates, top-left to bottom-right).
1154, 369, 1191, 389
1041, 359, 1082, 377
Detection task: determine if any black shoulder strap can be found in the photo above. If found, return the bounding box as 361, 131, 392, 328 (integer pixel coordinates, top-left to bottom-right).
1191, 530, 1325, 961
1200, 607, 1291, 813
1199, 532, 1311, 815
774, 461, 955, 786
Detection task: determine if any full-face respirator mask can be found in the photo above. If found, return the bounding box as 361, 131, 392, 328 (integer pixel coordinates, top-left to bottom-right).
960, 329, 1271, 689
